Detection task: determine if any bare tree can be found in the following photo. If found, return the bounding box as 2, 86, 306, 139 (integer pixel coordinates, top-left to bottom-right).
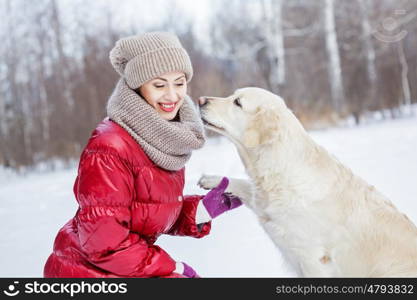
397, 40, 412, 114
3, 0, 32, 167
324, 0, 345, 114
359, 0, 378, 112
261, 0, 285, 92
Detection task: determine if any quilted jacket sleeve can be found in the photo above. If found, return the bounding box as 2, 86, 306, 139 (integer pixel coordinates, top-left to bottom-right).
74, 149, 176, 277
167, 194, 211, 238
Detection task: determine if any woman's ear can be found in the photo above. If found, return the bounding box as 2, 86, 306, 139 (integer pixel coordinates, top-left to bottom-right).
243, 107, 279, 148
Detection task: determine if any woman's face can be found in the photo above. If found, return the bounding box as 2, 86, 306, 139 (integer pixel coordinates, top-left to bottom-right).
139, 71, 187, 120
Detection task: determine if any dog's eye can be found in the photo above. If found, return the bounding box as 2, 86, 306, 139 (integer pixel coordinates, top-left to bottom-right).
234, 97, 242, 108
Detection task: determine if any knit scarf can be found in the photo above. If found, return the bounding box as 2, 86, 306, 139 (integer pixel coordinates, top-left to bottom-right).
107, 79, 206, 171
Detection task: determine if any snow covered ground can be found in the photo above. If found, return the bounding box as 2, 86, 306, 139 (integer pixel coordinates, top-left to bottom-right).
0, 115, 416, 277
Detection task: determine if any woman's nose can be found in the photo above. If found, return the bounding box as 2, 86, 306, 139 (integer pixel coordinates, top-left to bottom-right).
165, 87, 179, 102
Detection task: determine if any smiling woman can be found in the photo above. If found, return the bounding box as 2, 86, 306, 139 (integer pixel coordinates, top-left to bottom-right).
43, 31, 243, 279
138, 72, 187, 120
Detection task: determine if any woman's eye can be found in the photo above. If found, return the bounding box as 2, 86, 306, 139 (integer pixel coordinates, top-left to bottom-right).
154, 84, 164, 88
175, 83, 184, 87
234, 97, 242, 108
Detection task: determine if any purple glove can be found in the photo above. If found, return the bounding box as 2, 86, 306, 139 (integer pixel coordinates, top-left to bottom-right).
176, 262, 200, 278
183, 262, 200, 278
202, 177, 243, 219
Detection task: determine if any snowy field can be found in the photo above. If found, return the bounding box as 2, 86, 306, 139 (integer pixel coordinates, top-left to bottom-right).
0, 115, 416, 277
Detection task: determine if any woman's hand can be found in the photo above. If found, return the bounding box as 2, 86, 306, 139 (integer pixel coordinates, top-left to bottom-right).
175, 262, 200, 278
202, 177, 242, 219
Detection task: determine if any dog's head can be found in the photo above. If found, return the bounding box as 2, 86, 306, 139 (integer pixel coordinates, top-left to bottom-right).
200, 87, 293, 148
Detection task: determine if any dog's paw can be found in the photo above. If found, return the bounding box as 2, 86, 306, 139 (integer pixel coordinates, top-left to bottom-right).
198, 175, 223, 190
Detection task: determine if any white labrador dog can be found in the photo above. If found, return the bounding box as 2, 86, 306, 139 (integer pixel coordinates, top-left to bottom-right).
198, 87, 417, 277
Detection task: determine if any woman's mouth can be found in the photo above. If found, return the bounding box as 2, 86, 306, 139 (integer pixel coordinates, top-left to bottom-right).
158, 102, 177, 113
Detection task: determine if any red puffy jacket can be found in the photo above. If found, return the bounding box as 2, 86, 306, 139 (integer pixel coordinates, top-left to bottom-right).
43, 118, 211, 278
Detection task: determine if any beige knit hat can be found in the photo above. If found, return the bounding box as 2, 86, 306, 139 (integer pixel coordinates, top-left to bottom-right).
109, 32, 193, 89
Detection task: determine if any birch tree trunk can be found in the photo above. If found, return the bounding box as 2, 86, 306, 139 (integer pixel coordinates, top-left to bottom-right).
261, 0, 285, 92
324, 0, 345, 114
4, 0, 25, 166
359, 0, 377, 111
50, 0, 75, 110
35, 2, 51, 144
397, 40, 412, 115
0, 1, 10, 165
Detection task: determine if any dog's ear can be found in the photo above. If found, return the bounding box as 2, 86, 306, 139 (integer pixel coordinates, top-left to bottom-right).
243, 107, 279, 148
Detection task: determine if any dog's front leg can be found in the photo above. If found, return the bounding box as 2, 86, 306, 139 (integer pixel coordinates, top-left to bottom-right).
198, 175, 255, 209
226, 178, 255, 209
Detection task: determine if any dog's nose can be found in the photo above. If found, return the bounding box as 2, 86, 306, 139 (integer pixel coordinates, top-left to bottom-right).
198, 96, 209, 107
